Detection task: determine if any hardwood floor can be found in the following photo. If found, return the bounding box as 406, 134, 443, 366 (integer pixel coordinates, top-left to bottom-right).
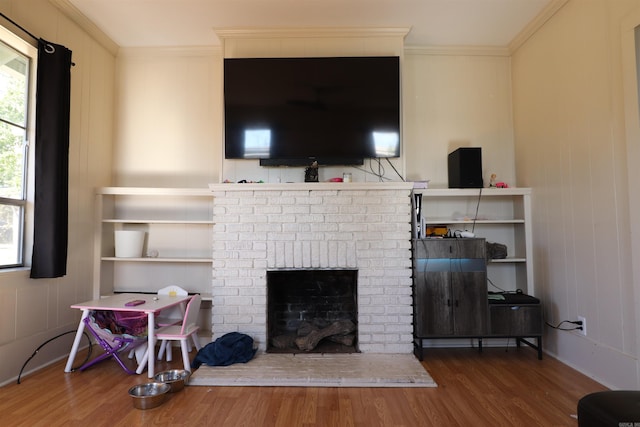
0, 345, 606, 426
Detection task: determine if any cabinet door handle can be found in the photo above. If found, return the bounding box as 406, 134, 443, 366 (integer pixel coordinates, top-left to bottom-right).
455, 300, 459, 308
447, 299, 451, 307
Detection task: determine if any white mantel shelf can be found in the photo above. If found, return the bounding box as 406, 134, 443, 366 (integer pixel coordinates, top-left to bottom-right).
208, 182, 414, 192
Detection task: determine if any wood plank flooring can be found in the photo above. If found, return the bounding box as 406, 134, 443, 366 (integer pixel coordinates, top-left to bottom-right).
0, 346, 606, 426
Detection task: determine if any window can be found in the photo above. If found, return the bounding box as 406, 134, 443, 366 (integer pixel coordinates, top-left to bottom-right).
0, 28, 35, 268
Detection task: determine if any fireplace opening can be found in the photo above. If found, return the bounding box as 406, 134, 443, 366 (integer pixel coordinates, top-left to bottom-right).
267, 269, 358, 354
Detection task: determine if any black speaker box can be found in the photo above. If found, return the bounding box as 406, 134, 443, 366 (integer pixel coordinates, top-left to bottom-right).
448, 147, 483, 188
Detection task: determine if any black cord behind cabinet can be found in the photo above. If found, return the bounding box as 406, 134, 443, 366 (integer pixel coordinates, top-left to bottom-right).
412, 238, 487, 360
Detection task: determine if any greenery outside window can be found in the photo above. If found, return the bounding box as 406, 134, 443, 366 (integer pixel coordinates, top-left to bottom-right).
0, 29, 35, 268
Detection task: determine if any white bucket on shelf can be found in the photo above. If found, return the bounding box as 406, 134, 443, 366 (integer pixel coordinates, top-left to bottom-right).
114, 230, 146, 258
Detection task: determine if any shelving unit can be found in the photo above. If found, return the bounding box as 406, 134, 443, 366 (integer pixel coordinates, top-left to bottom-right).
93, 187, 214, 338
411, 188, 541, 358
414, 188, 533, 296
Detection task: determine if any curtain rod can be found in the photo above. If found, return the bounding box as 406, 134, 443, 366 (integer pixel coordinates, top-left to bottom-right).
0, 12, 38, 43
0, 12, 75, 66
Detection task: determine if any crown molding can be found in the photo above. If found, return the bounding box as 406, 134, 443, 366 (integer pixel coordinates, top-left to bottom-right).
49, 0, 119, 56
118, 46, 221, 58
509, 0, 569, 54
214, 27, 411, 40
404, 45, 510, 57
404, 0, 568, 59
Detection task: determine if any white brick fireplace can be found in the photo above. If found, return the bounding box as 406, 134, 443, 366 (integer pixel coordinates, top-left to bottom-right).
209, 182, 414, 353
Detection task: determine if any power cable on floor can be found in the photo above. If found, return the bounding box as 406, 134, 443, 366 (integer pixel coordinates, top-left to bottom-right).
17, 330, 93, 384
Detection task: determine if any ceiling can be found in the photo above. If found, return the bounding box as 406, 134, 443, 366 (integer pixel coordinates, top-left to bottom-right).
66, 0, 558, 48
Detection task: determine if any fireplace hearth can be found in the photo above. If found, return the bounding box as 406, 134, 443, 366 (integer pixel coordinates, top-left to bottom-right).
267, 269, 358, 353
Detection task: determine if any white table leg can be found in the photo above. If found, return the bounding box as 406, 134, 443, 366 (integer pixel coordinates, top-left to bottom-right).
146, 312, 156, 377
64, 310, 89, 372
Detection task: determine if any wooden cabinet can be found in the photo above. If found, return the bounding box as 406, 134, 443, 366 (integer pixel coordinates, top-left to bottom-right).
490, 304, 542, 336
488, 294, 543, 359
413, 238, 487, 358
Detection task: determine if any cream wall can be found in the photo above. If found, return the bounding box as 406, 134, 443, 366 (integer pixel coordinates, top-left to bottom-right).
403, 49, 515, 187
114, 47, 221, 187
0, 0, 116, 385
512, 0, 640, 389
114, 39, 516, 189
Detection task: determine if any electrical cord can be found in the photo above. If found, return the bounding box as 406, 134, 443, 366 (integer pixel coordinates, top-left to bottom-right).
352, 160, 390, 181
17, 330, 93, 384
487, 277, 507, 293
545, 320, 583, 331
487, 279, 583, 333
372, 158, 385, 181
472, 188, 482, 233
351, 158, 406, 182
385, 157, 405, 181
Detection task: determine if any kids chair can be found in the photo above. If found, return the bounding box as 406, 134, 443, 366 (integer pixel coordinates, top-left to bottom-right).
80, 310, 148, 374
126, 285, 190, 362
139, 294, 202, 373
155, 285, 190, 361
155, 285, 189, 327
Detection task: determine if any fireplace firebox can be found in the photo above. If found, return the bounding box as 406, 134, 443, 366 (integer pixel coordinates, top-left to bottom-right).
267, 269, 358, 353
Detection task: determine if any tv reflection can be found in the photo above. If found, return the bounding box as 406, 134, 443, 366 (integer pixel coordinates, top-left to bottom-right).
242, 128, 272, 158
372, 131, 399, 157
240, 127, 399, 162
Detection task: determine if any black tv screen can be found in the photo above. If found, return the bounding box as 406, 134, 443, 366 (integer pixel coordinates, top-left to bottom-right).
224, 56, 401, 166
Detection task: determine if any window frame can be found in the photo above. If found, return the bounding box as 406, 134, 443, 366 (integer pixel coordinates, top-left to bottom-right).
0, 25, 36, 269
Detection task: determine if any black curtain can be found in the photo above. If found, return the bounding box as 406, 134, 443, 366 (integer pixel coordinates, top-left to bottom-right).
30, 39, 73, 278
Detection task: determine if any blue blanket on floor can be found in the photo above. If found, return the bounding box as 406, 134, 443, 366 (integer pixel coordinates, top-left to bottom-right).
191, 332, 257, 369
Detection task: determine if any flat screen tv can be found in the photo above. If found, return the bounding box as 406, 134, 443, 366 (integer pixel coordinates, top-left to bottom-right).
224, 56, 400, 166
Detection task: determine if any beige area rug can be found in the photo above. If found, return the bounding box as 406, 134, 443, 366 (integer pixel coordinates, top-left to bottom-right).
189, 353, 437, 388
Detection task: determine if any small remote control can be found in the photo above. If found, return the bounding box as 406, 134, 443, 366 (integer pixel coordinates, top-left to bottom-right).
125, 299, 145, 306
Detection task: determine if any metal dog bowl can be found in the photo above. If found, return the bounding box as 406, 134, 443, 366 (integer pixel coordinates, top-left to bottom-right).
154, 369, 191, 392
128, 382, 171, 409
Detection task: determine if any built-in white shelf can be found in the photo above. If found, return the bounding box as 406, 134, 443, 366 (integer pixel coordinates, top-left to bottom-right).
414, 187, 534, 295
103, 219, 214, 224
101, 257, 214, 263
93, 187, 216, 340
